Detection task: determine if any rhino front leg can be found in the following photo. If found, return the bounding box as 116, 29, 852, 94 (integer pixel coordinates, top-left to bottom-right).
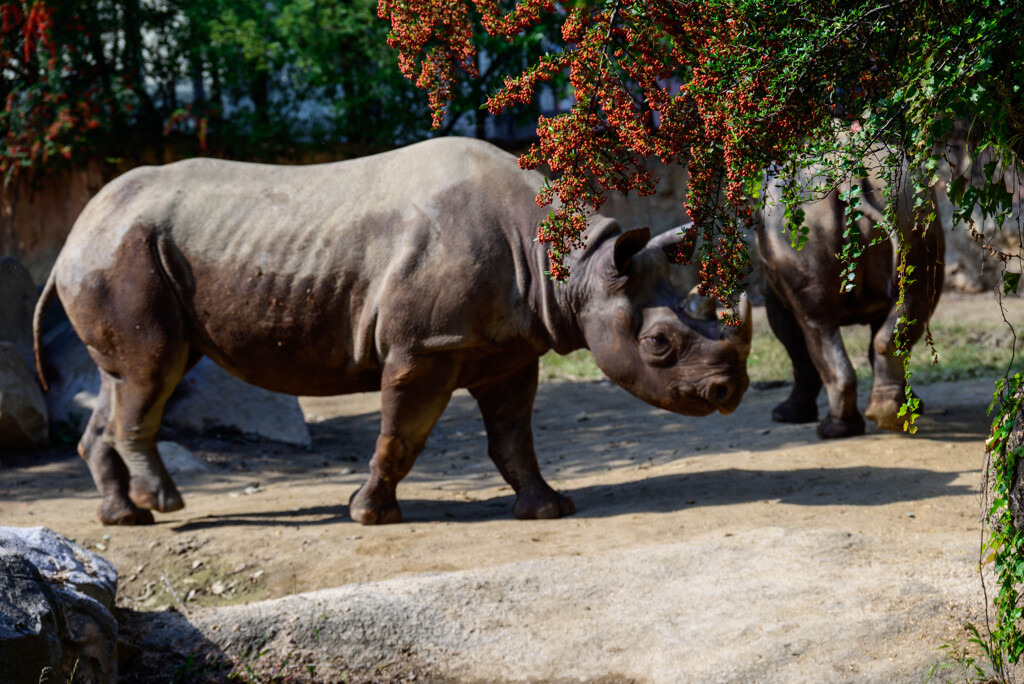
79, 371, 154, 526
470, 360, 575, 520
799, 322, 865, 439
866, 304, 937, 431
865, 230, 943, 431
349, 357, 460, 525
865, 316, 915, 431
764, 285, 822, 424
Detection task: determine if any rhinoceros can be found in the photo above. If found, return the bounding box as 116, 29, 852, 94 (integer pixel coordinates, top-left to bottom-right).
754, 150, 944, 438
34, 137, 751, 525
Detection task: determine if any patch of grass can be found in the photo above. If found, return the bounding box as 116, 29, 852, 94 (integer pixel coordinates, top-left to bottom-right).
539, 349, 606, 382
117, 558, 270, 614
913, 321, 1024, 383
748, 319, 1024, 386
746, 325, 796, 385
538, 314, 1024, 387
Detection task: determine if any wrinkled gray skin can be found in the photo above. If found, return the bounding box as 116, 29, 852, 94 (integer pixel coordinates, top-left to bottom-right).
754, 148, 944, 439
35, 137, 751, 526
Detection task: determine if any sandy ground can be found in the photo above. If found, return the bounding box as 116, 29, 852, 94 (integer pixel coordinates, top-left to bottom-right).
1, 295, 1020, 682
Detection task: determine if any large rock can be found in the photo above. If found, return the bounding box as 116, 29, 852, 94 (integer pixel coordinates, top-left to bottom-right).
40, 322, 99, 434
162, 357, 311, 447
42, 323, 310, 447
157, 441, 213, 475
0, 554, 63, 682
0, 256, 38, 369
0, 341, 48, 448
0, 527, 118, 683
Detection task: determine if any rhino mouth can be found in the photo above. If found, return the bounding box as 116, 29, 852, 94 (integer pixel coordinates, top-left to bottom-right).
669, 375, 746, 416
668, 386, 718, 416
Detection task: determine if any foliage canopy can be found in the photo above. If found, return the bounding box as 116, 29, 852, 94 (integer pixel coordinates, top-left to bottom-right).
382, 0, 1022, 294
0, 0, 562, 181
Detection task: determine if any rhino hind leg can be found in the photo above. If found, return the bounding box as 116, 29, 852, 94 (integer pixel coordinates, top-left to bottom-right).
349, 357, 461, 525
100, 343, 189, 514
69, 227, 191, 514
764, 286, 821, 424
79, 372, 154, 526
470, 361, 575, 520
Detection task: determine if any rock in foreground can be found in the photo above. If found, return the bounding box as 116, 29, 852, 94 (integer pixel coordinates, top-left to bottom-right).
0, 527, 118, 683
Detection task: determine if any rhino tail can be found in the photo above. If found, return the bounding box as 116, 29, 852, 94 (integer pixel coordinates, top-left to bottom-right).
154, 233, 195, 310
33, 268, 57, 392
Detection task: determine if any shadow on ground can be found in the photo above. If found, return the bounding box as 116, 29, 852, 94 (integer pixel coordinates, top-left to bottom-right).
171, 461, 971, 531
1, 380, 991, 524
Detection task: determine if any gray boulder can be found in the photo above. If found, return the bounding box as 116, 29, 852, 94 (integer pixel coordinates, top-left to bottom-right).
0, 341, 48, 448
162, 357, 311, 447
0, 527, 118, 683
0, 554, 63, 683
40, 322, 99, 431
157, 441, 213, 475
42, 324, 310, 447
0, 256, 38, 369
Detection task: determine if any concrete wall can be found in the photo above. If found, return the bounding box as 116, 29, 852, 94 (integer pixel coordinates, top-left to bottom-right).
1, 159, 115, 284
0, 145, 379, 285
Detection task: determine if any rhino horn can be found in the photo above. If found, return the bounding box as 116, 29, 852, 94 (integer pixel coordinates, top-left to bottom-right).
722, 292, 752, 361
682, 285, 717, 321
646, 223, 697, 262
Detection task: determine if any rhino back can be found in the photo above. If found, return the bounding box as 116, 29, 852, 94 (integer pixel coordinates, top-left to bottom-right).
56, 139, 556, 395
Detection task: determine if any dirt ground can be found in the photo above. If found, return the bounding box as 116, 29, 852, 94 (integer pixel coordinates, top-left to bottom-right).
2, 294, 1022, 682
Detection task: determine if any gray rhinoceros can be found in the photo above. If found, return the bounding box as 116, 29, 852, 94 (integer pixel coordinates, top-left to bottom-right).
35, 137, 751, 525
754, 149, 944, 439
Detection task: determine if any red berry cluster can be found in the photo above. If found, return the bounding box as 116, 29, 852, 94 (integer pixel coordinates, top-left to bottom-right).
379, 0, 480, 129
382, 0, 852, 301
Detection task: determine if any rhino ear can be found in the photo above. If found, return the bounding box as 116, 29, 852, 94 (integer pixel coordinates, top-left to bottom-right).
646, 223, 696, 262
613, 227, 651, 274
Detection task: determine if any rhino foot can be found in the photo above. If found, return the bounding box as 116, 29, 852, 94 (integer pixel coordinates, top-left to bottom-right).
771, 398, 818, 424
866, 393, 923, 432
817, 413, 866, 439
97, 499, 155, 526
128, 477, 185, 513
349, 483, 403, 525
513, 484, 576, 520
118, 446, 185, 513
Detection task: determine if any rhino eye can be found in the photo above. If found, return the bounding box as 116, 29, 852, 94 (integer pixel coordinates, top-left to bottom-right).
642, 332, 671, 355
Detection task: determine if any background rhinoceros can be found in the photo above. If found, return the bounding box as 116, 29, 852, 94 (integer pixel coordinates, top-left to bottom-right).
754, 148, 944, 438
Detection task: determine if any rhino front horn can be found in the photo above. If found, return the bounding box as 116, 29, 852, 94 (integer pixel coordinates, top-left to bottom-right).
684, 286, 717, 321
723, 292, 752, 361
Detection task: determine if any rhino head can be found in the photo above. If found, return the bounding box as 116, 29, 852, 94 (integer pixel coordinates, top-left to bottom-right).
573, 224, 751, 416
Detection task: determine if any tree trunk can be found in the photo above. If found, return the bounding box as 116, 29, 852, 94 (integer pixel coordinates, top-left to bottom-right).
1008, 402, 1024, 532
122, 0, 159, 129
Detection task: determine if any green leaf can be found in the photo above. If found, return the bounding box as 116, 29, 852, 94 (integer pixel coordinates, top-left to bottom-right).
1004, 272, 1021, 296
747, 174, 764, 201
